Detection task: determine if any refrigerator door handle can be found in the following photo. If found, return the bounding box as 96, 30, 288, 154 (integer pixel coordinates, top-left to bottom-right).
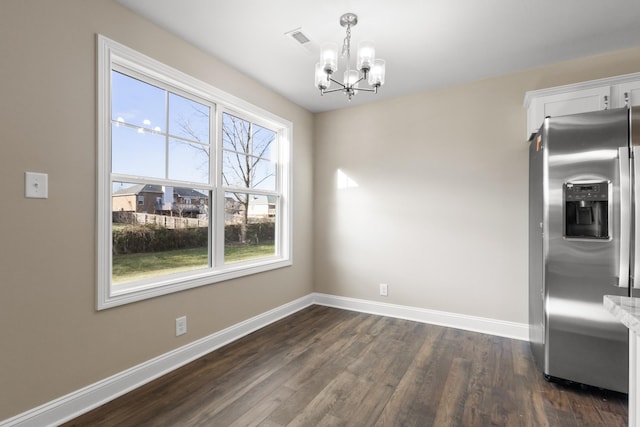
634, 146, 640, 288
619, 146, 631, 288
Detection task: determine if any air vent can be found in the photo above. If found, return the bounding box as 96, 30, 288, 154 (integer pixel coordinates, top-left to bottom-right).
285, 27, 319, 55
285, 28, 311, 45
291, 30, 310, 44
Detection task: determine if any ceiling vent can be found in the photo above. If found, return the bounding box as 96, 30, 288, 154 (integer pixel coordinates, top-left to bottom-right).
286, 28, 311, 45
285, 27, 319, 55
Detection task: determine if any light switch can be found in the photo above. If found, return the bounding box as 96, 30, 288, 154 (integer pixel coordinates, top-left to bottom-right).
25, 172, 48, 199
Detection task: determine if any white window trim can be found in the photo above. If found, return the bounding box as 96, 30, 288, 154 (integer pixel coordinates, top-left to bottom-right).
97, 35, 292, 310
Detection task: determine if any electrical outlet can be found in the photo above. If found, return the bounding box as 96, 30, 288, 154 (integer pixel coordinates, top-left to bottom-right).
379, 283, 388, 296
175, 316, 187, 336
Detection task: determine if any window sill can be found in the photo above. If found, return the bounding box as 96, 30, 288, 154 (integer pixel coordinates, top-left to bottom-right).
98, 258, 292, 310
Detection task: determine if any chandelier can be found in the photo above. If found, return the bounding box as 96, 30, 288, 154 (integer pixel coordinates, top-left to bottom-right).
314, 13, 386, 101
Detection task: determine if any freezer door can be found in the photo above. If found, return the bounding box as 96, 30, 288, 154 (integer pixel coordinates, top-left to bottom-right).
529, 127, 546, 371
631, 106, 640, 292
545, 107, 629, 392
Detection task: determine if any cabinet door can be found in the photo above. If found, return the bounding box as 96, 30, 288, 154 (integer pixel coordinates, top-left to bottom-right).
616, 81, 640, 108
527, 86, 611, 137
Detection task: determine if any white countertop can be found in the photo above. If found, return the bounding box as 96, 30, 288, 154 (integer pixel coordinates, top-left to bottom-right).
604, 295, 640, 335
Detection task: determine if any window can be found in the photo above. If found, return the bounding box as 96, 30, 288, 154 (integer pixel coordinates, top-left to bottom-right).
97, 35, 292, 309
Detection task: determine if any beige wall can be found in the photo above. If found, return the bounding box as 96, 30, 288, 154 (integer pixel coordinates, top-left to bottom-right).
0, 0, 314, 419
313, 47, 640, 323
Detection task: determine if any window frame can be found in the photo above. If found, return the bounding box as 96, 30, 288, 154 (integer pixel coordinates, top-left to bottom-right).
97, 35, 292, 310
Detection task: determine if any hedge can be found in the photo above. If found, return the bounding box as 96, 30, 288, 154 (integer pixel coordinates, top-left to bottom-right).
112, 222, 276, 254
112, 225, 208, 255
224, 222, 275, 244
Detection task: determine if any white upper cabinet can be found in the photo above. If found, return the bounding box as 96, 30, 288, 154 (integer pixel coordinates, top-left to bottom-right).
616, 80, 640, 109
524, 72, 640, 139
525, 86, 610, 137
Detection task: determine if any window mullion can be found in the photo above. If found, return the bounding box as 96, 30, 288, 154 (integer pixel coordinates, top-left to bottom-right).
111, 174, 214, 191
209, 104, 216, 269
214, 107, 226, 268
164, 90, 170, 180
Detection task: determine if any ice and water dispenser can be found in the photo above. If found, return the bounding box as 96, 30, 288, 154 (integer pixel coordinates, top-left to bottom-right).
564, 181, 609, 239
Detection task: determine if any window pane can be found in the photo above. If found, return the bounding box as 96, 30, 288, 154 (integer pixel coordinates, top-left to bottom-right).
222, 112, 277, 190
222, 113, 249, 152
222, 151, 247, 188
222, 151, 276, 191
168, 138, 210, 184
112, 124, 166, 178
251, 156, 276, 191
112, 71, 166, 130
112, 181, 210, 285
224, 192, 276, 263
253, 124, 276, 161
222, 113, 276, 159
168, 93, 210, 143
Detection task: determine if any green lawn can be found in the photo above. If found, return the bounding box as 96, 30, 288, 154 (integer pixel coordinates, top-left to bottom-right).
112, 243, 275, 283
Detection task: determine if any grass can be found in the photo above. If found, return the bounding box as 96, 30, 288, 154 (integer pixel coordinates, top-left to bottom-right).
225, 243, 276, 262
112, 243, 275, 283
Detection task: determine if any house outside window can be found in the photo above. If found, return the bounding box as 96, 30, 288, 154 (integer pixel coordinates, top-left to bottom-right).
97, 35, 292, 309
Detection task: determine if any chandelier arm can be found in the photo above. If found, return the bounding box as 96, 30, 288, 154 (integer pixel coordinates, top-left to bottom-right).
353, 75, 367, 86
352, 87, 377, 93
328, 77, 347, 88
321, 87, 348, 94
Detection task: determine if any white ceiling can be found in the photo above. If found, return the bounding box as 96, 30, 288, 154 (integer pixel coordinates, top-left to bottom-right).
116, 0, 640, 113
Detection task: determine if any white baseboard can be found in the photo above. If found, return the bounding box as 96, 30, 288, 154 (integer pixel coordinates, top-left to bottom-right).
0, 294, 315, 427
1, 293, 528, 427
311, 293, 529, 341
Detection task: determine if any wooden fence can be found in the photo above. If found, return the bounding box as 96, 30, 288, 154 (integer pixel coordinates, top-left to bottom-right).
135, 213, 208, 229
113, 212, 208, 229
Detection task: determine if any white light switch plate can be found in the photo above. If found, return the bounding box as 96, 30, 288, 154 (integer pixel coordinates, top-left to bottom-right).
25, 172, 48, 199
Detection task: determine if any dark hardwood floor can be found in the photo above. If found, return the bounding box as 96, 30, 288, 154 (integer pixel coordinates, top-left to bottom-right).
63, 305, 627, 426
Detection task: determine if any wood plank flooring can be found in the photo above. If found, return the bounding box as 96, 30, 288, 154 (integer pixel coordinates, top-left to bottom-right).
63, 305, 627, 426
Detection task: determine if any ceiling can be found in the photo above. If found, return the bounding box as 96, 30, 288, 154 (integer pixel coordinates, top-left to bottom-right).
116, 0, 640, 113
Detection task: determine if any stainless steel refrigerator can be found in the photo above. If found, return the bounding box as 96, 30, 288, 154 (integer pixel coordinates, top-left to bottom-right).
529, 106, 640, 393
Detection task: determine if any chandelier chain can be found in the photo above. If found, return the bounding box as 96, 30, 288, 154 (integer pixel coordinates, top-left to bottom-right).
342, 24, 351, 60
